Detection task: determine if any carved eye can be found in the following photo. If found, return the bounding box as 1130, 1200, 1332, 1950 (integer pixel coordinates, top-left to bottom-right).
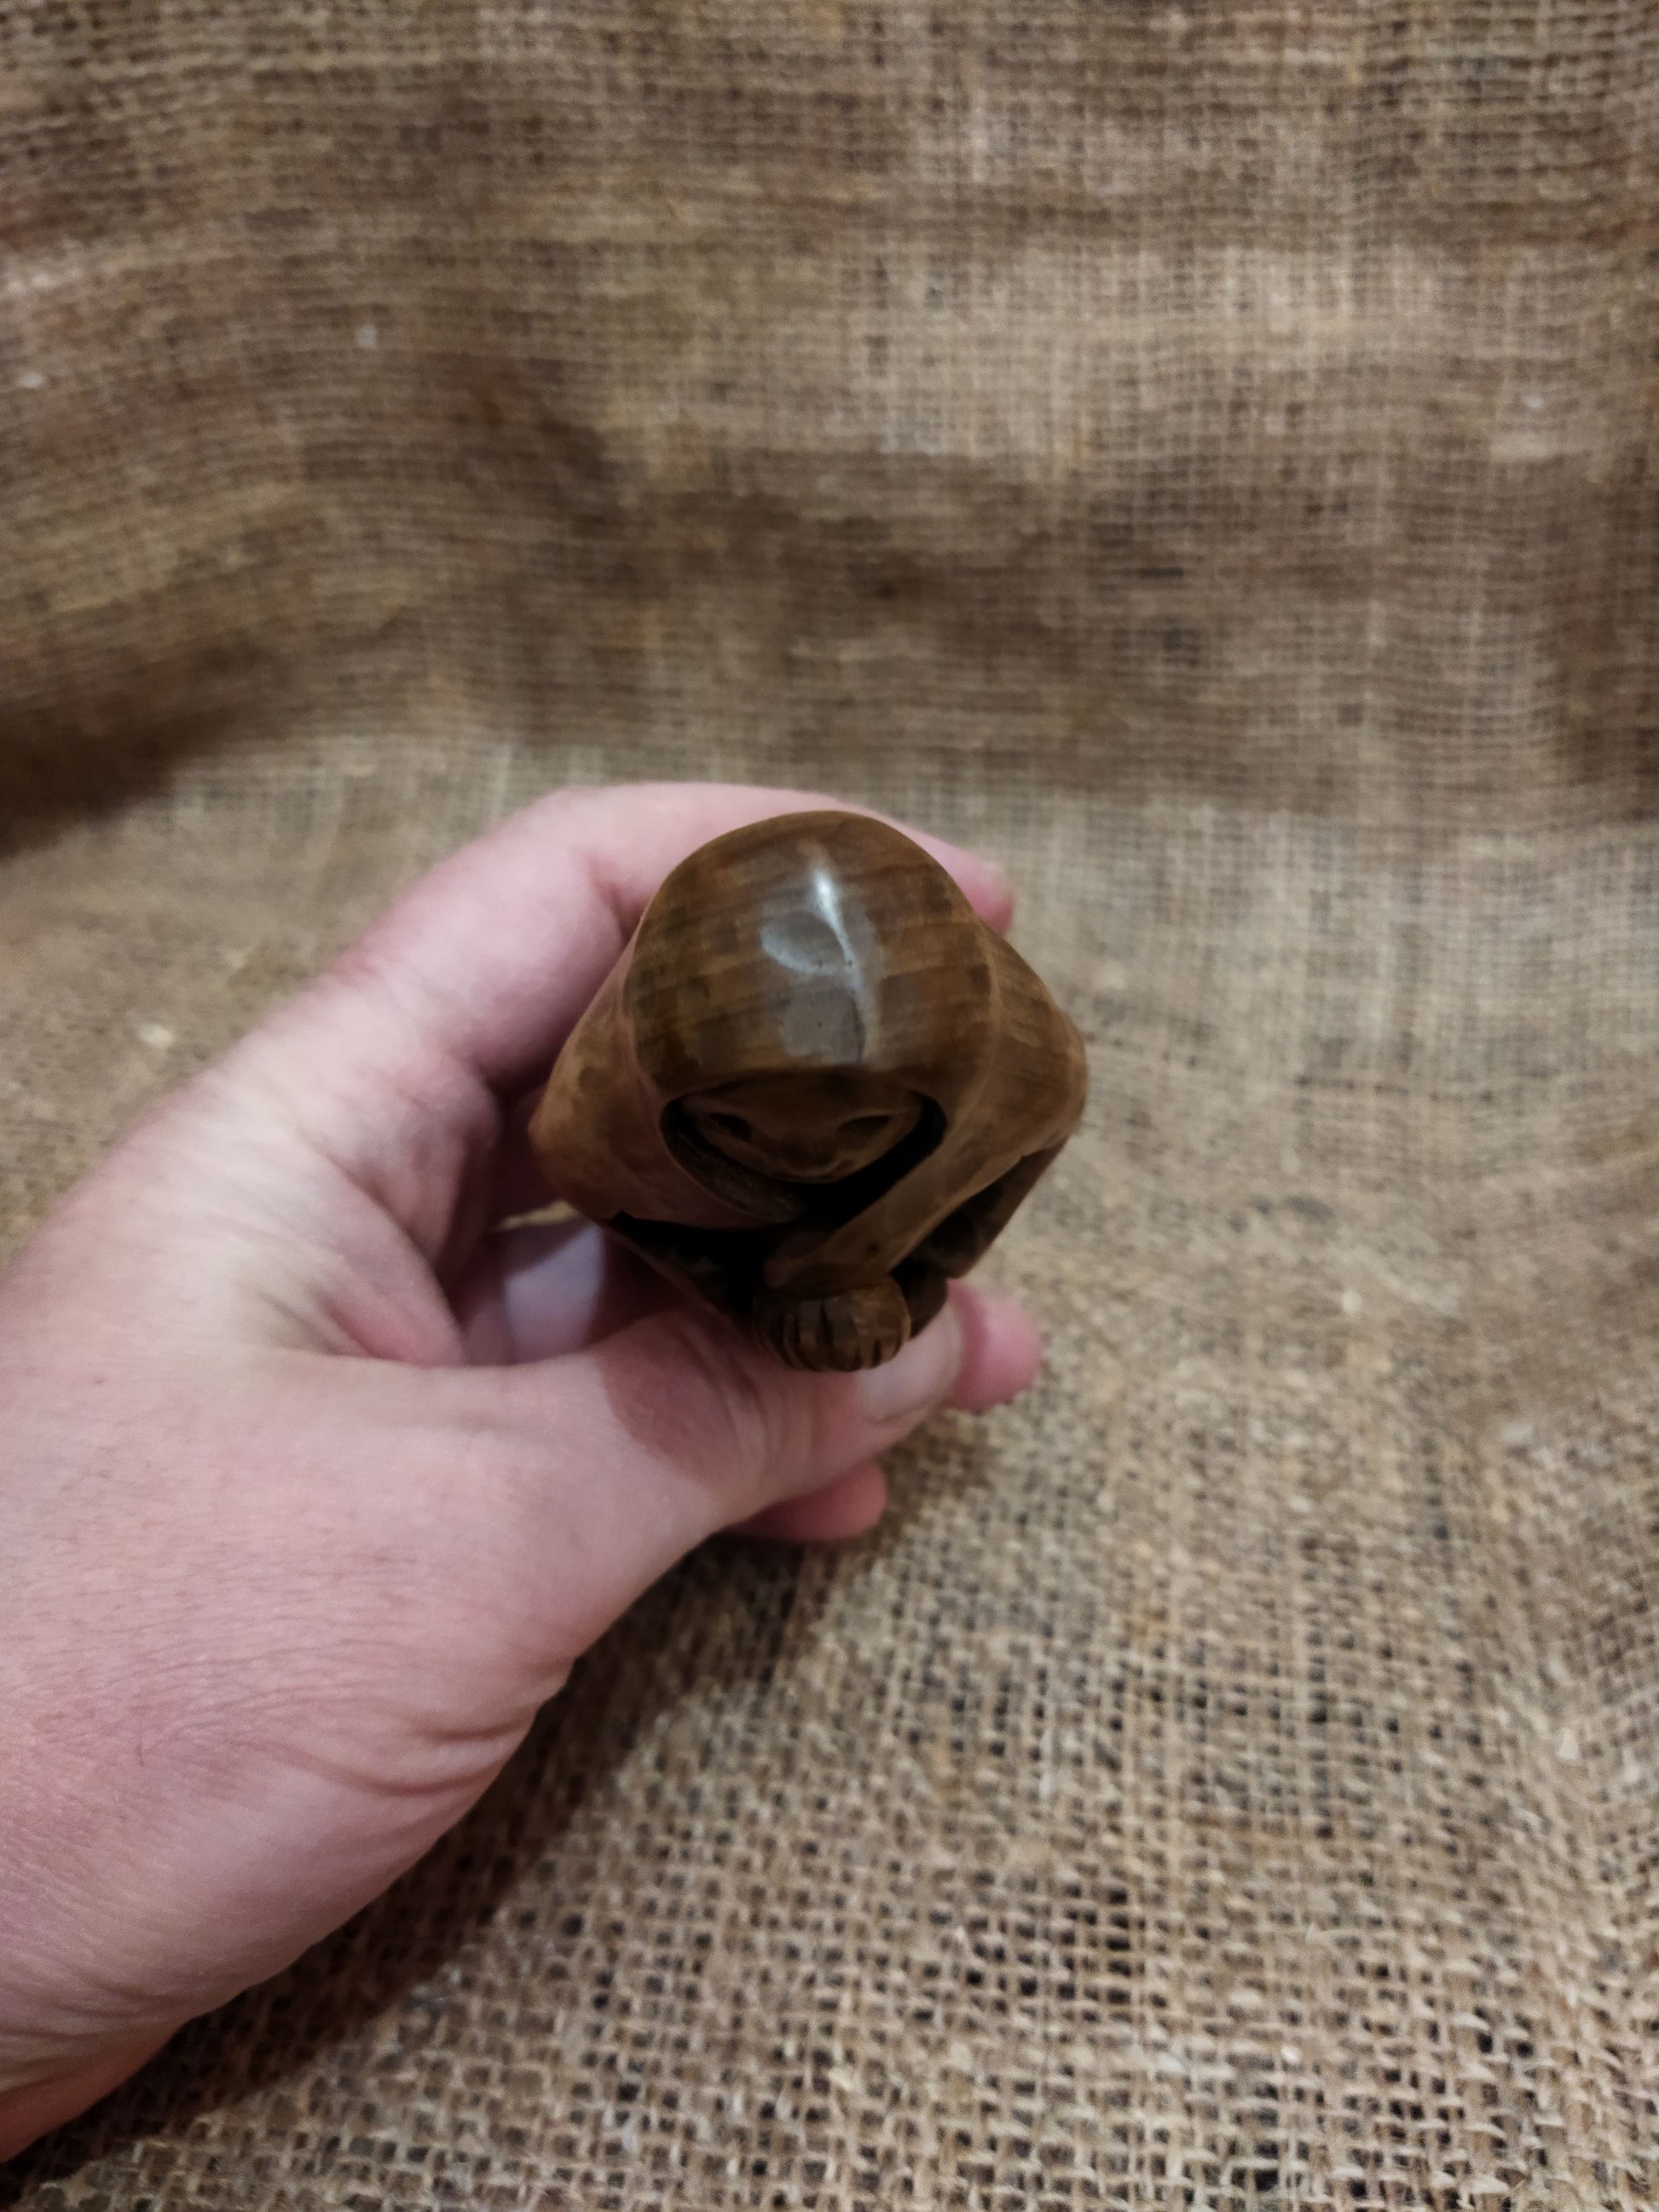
842, 1112, 894, 1137
705, 1109, 752, 1141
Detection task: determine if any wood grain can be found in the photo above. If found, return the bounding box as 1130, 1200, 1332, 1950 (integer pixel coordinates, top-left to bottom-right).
529, 811, 1087, 1369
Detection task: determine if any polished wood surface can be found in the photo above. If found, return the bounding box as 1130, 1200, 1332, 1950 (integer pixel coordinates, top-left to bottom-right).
529, 811, 1088, 1370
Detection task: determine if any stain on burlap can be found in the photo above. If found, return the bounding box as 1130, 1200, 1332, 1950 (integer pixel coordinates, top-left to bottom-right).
3, 1, 1658, 2205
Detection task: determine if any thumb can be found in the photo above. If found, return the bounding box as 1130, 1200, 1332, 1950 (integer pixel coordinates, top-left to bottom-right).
447, 1298, 965, 1663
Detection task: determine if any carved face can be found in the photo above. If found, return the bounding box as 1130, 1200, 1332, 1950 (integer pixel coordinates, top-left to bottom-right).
678, 1071, 923, 1184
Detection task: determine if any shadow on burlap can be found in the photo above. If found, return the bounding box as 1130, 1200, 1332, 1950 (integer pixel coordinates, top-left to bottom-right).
3, 2, 1657, 2205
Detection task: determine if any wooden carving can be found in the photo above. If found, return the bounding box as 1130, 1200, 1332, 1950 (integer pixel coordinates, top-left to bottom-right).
529, 811, 1088, 1371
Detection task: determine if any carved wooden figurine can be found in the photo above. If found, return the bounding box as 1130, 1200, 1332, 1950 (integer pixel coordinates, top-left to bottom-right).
529, 811, 1087, 1372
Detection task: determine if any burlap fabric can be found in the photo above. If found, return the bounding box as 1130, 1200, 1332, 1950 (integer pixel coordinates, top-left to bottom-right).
4, 2, 1657, 2204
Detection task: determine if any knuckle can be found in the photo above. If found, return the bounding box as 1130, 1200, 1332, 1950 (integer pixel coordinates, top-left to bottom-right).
616, 1308, 808, 1487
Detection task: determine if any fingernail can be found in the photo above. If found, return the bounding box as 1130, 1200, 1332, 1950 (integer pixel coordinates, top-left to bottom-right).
964, 852, 1014, 924
857, 1303, 962, 1424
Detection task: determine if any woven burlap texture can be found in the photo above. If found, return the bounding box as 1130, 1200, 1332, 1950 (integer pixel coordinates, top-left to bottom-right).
3, 1, 1657, 2206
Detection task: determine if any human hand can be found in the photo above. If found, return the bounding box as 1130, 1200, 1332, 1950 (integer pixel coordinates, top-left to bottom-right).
0, 784, 1043, 2157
